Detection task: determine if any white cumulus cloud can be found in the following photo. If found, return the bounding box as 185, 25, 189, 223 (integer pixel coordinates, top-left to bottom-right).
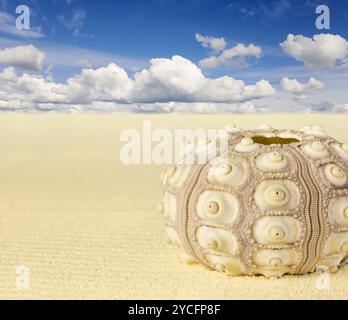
280, 34, 348, 69
131, 55, 206, 102
56, 63, 134, 103
0, 45, 45, 71
281, 77, 325, 95
199, 43, 262, 69
195, 33, 226, 52
131, 55, 275, 103
0, 54, 276, 111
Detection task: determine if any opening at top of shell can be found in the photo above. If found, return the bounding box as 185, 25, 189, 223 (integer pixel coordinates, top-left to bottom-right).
252, 135, 300, 145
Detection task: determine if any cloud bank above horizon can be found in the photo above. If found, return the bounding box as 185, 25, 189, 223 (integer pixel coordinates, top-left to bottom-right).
0, 39, 346, 113
0, 46, 277, 111
0, 28, 347, 113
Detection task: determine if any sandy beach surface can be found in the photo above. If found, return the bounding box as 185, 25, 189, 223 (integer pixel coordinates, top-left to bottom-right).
0, 112, 348, 299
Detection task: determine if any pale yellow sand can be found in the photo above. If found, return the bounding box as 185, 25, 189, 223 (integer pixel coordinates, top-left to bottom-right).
0, 113, 348, 300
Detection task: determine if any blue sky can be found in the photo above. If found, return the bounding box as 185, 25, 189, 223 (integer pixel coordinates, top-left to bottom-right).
0, 0, 347, 112
3, 0, 345, 75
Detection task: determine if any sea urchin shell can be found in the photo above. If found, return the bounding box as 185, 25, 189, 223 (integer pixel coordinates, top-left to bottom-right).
159, 125, 348, 277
